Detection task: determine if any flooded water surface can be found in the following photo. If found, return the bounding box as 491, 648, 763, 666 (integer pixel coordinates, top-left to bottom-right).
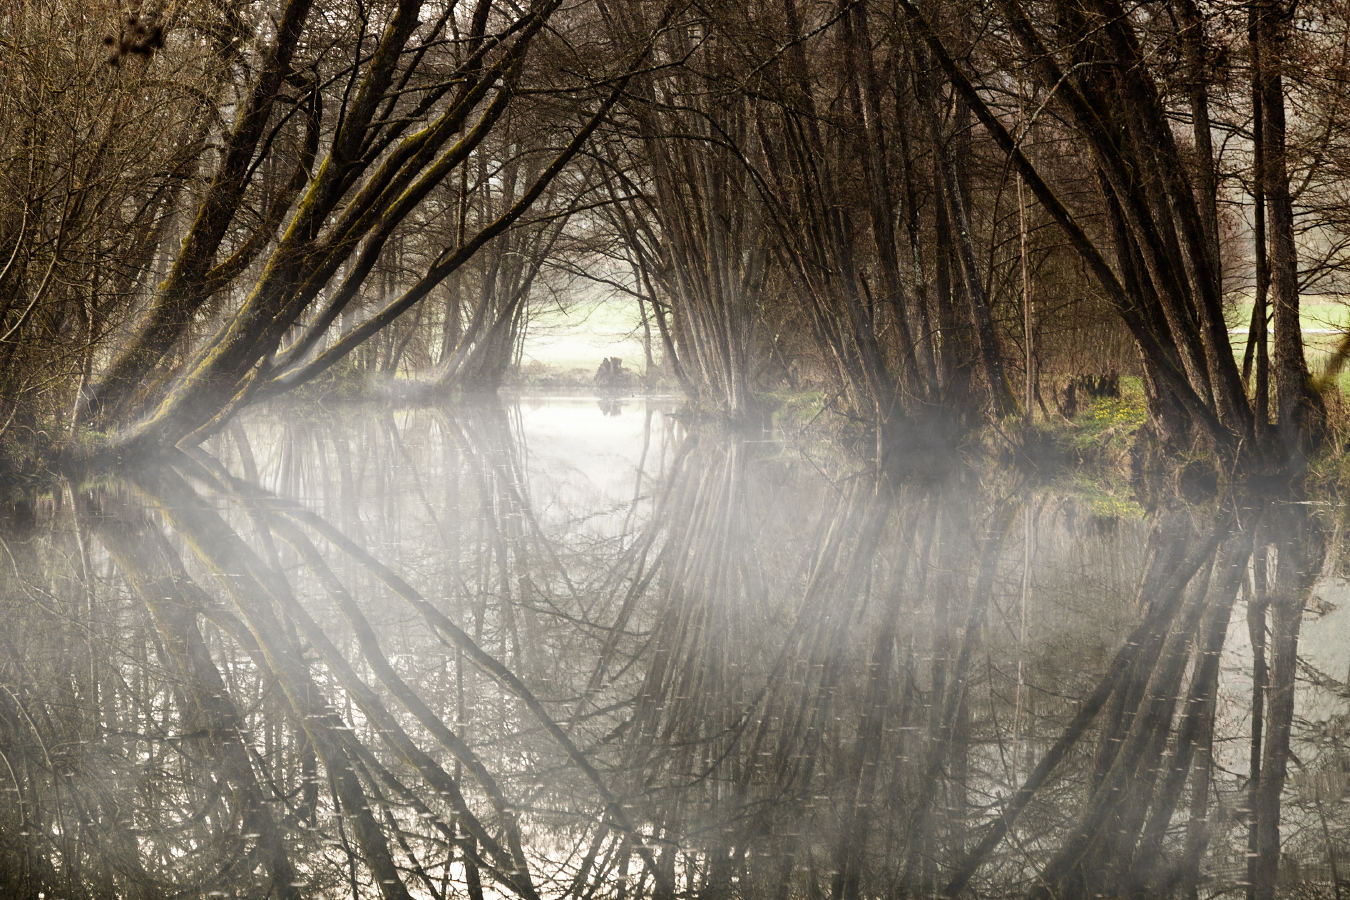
2, 398, 1348, 899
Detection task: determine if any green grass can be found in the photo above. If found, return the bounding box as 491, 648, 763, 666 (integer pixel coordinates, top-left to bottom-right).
521, 299, 651, 373
1225, 298, 1350, 391
1226, 299, 1349, 367
762, 389, 826, 429
1027, 379, 1150, 512
1224, 297, 1350, 334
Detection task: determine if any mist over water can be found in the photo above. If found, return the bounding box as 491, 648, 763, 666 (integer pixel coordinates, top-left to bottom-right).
2, 398, 1348, 899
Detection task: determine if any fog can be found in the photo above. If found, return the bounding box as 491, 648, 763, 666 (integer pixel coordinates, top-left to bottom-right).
1, 397, 1347, 899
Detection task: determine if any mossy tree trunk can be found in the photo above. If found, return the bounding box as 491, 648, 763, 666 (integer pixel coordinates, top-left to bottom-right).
58, 0, 674, 459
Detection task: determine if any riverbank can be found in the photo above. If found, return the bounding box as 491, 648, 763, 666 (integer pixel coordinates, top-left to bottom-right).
3, 359, 1346, 505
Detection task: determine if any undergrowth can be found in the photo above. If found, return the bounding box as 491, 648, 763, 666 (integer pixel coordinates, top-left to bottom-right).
1064, 380, 1148, 457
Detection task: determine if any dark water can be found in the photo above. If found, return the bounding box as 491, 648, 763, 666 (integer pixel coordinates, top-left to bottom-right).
2, 398, 1348, 900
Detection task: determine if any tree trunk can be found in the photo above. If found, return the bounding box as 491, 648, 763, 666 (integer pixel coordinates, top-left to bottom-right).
1255, 0, 1323, 458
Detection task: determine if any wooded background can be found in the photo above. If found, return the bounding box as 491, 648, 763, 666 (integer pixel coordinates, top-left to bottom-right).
4, 0, 1350, 471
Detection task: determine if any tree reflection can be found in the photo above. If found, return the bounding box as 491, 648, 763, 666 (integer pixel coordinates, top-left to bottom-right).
0, 403, 1346, 899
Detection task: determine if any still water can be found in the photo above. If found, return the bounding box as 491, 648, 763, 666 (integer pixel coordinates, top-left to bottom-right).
1, 397, 1348, 899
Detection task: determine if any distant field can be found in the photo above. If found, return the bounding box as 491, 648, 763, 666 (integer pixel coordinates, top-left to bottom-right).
1219, 298, 1350, 393
1225, 297, 1350, 335
519, 295, 1350, 385
521, 299, 651, 373
1226, 298, 1350, 372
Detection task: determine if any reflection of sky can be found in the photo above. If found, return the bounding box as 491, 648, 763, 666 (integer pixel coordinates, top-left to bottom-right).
516, 397, 681, 542
1216, 574, 1350, 782
1303, 578, 1350, 685
1298, 578, 1350, 738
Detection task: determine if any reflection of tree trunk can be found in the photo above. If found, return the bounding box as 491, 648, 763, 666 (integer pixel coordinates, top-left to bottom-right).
617, 436, 773, 894
266, 515, 537, 890
227, 464, 673, 898
1253, 506, 1324, 900
1127, 525, 1255, 896
1091, 508, 1197, 793
132, 465, 430, 900
1091, 555, 1218, 890
1247, 536, 1270, 900
902, 500, 1015, 893
833, 506, 920, 900
97, 506, 304, 900
1026, 508, 1234, 900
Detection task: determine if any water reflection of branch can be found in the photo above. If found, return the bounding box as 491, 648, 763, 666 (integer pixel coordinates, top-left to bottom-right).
176, 450, 677, 898
1252, 505, 1327, 900
6, 427, 1343, 900
264, 513, 539, 895
945, 504, 1238, 898
439, 405, 579, 602
899, 498, 1019, 894
131, 462, 535, 900
97, 507, 305, 900
1042, 515, 1249, 899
